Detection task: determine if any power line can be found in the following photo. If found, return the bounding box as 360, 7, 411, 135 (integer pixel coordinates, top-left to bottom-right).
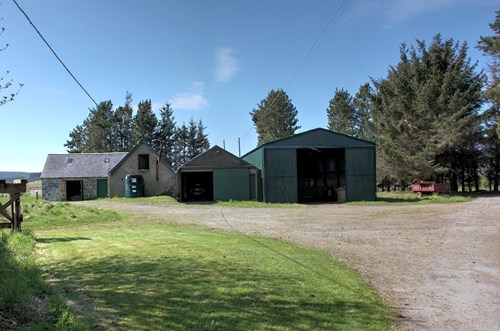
283, 0, 351, 90
12, 0, 98, 107
239, 0, 352, 140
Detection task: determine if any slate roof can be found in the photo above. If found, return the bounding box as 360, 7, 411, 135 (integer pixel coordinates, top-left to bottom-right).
41, 153, 128, 179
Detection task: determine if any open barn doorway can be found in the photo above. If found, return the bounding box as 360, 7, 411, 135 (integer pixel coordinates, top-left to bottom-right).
296, 148, 345, 203
181, 171, 214, 201
66, 180, 83, 201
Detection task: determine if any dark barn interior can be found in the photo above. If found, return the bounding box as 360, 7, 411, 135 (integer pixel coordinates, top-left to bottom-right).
66, 180, 82, 201
296, 148, 345, 202
181, 171, 214, 201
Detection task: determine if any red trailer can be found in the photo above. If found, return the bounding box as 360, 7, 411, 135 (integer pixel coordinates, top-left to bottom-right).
411, 181, 451, 194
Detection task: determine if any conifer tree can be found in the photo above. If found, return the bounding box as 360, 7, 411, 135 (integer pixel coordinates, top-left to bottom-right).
195, 119, 210, 155
173, 123, 189, 169
114, 91, 134, 151
477, 10, 500, 190
352, 83, 373, 141
250, 89, 300, 146
326, 88, 357, 136
370, 34, 485, 188
155, 102, 177, 166
65, 101, 115, 153
65, 124, 88, 153
132, 99, 157, 146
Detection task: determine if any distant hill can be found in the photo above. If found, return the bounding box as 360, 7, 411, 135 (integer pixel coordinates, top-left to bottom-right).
0, 172, 41, 182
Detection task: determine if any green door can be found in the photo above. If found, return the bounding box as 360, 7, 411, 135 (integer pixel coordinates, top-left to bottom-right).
97, 179, 108, 198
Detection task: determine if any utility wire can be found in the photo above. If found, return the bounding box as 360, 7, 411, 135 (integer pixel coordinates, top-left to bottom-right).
283, 0, 351, 90
12, 0, 98, 107
240, 0, 352, 140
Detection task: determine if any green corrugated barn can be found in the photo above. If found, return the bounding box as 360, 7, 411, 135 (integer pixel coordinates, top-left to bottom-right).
178, 145, 259, 201
242, 128, 376, 203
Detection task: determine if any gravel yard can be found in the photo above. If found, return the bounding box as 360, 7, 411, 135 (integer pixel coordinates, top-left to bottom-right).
83, 195, 500, 330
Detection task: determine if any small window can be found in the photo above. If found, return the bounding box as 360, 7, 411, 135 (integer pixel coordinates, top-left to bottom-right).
138, 154, 149, 170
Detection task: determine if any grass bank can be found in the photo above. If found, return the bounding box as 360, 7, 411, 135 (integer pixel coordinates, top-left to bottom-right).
0, 229, 87, 330
17, 197, 392, 330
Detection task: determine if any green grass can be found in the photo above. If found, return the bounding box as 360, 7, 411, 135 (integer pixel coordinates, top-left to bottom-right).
15, 197, 393, 330
109, 196, 303, 208
108, 195, 179, 205
0, 229, 88, 330
21, 198, 123, 230
348, 191, 472, 205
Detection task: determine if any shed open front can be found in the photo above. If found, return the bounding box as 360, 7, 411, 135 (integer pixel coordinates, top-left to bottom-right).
296, 148, 346, 203
180, 171, 214, 201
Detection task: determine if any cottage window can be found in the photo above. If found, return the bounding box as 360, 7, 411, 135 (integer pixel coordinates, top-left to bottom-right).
138, 154, 149, 170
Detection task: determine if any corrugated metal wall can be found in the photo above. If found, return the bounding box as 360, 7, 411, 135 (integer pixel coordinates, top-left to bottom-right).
264, 149, 297, 203
242, 129, 377, 203
345, 148, 376, 201
213, 168, 250, 201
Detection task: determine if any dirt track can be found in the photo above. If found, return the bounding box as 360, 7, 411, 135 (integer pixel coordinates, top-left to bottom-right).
83, 196, 500, 330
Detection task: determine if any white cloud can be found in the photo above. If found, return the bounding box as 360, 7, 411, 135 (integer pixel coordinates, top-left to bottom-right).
214, 47, 240, 83
170, 82, 209, 111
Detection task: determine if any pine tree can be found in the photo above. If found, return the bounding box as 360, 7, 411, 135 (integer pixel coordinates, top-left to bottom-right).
155, 102, 177, 166
86, 101, 115, 152
173, 123, 189, 169
132, 99, 157, 146
326, 88, 357, 136
114, 91, 134, 151
66, 101, 115, 153
195, 119, 210, 155
186, 118, 198, 158
65, 124, 88, 153
477, 10, 500, 190
370, 34, 485, 187
352, 83, 373, 141
250, 89, 300, 146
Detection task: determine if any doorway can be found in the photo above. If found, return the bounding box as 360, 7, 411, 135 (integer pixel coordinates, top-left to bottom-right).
181, 171, 214, 201
97, 179, 108, 198
66, 180, 83, 201
296, 148, 345, 202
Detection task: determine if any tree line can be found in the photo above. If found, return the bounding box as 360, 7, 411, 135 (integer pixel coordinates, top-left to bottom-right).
65, 92, 209, 169
65, 12, 498, 191
252, 12, 499, 192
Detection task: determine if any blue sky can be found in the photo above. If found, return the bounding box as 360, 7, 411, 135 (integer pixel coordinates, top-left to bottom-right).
1, 0, 497, 172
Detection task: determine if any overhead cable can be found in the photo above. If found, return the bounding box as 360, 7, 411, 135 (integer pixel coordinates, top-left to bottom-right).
240, 0, 352, 140
12, 0, 98, 107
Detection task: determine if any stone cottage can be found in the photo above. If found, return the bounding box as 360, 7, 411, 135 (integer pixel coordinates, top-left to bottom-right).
41, 143, 176, 201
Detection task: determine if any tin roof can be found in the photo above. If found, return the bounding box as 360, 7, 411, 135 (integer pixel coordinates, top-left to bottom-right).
179, 145, 255, 169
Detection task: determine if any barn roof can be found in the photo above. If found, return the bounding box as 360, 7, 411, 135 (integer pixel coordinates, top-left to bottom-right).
242, 127, 375, 157
41, 152, 127, 179
179, 145, 255, 169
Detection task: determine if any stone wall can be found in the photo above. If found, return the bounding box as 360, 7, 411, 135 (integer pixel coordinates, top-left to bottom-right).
41, 177, 100, 201
42, 178, 61, 201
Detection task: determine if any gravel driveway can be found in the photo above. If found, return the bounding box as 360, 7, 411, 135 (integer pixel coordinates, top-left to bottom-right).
82, 195, 500, 331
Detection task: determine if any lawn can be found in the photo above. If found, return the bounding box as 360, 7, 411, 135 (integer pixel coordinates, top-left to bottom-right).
14, 197, 393, 330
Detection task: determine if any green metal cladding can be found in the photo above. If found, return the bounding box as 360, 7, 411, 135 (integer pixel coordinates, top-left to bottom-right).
213, 168, 251, 201
243, 128, 376, 203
